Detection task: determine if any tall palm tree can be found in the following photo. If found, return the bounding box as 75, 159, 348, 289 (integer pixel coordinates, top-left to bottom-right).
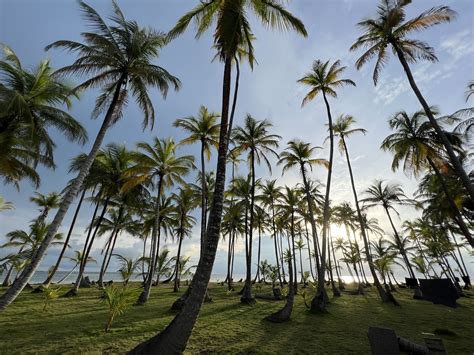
258, 179, 283, 286
0, 1, 180, 311
381, 109, 473, 247
297, 59, 355, 312
278, 139, 328, 276
171, 187, 197, 292
125, 137, 193, 304
174, 106, 219, 257
332, 115, 389, 302
232, 115, 280, 303
130, 1, 306, 351
277, 186, 302, 293
361, 180, 416, 279
349, 0, 473, 200
0, 45, 87, 188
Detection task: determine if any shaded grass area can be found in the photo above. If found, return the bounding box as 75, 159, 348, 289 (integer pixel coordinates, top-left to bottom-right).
0, 283, 473, 354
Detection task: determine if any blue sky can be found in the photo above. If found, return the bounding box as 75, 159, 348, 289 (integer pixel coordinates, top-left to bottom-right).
0, 0, 473, 279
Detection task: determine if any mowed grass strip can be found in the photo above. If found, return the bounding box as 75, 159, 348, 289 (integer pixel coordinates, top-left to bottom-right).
0, 283, 472, 354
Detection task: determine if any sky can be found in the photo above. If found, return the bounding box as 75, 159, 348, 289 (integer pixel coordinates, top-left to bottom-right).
0, 0, 473, 280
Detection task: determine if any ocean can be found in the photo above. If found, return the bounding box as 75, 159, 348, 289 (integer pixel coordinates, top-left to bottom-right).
10, 270, 365, 285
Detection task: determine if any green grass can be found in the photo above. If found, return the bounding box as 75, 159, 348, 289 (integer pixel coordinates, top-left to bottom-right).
0, 283, 473, 354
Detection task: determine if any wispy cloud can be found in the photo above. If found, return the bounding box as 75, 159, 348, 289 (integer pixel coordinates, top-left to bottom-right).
440, 29, 474, 60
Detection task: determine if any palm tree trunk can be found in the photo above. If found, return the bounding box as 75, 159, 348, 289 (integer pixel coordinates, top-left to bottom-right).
0, 75, 126, 311
241, 150, 255, 303
271, 205, 283, 286
384, 207, 416, 279
393, 44, 474, 202
304, 223, 316, 281
137, 177, 163, 305
57, 263, 78, 284
2, 265, 13, 287
128, 56, 233, 353
341, 137, 388, 301
301, 167, 321, 275
173, 235, 184, 293
43, 188, 86, 286
426, 157, 474, 247
290, 212, 298, 294
226, 57, 240, 143
104, 227, 121, 276
253, 227, 262, 282
200, 143, 207, 259
311, 92, 332, 312
327, 228, 340, 296
67, 196, 110, 296
279, 232, 287, 283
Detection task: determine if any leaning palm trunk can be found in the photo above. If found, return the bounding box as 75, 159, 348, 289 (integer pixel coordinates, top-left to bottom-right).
311, 92, 333, 312
327, 228, 340, 297
57, 263, 79, 284
43, 188, 86, 287
173, 233, 184, 293
301, 168, 321, 274
0, 77, 126, 311
137, 177, 163, 305
426, 157, 474, 247
66, 197, 110, 296
384, 208, 416, 279
393, 44, 474, 202
98, 213, 122, 288
128, 56, 233, 354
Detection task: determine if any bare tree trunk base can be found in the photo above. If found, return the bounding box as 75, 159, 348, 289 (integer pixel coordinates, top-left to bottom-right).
413, 288, 423, 300
331, 282, 341, 297
135, 290, 149, 305
62, 288, 78, 298
31, 287, 44, 294
310, 288, 329, 313
264, 303, 292, 323
240, 295, 256, 305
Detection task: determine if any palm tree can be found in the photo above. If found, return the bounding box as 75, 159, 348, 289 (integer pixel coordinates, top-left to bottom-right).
154, 249, 173, 285
125, 137, 193, 304
130, 1, 306, 351
361, 180, 416, 279
278, 186, 302, 293
0, 45, 87, 188
232, 115, 280, 303
1, 220, 63, 286
349, 1, 473, 201
332, 115, 390, 302
0, 1, 180, 311
170, 187, 197, 292
381, 109, 473, 247
278, 139, 328, 276
30, 192, 61, 222
258, 180, 283, 286
174, 106, 220, 258
113, 254, 142, 286
298, 59, 355, 312
264, 250, 295, 323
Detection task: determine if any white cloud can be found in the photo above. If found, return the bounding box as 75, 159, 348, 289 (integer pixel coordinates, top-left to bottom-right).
440, 29, 474, 60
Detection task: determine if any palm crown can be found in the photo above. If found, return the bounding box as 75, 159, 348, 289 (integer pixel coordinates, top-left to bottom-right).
350, 0, 456, 84
45, 1, 181, 129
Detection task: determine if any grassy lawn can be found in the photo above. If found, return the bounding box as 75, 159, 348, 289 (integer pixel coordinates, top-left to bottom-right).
0, 283, 472, 354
